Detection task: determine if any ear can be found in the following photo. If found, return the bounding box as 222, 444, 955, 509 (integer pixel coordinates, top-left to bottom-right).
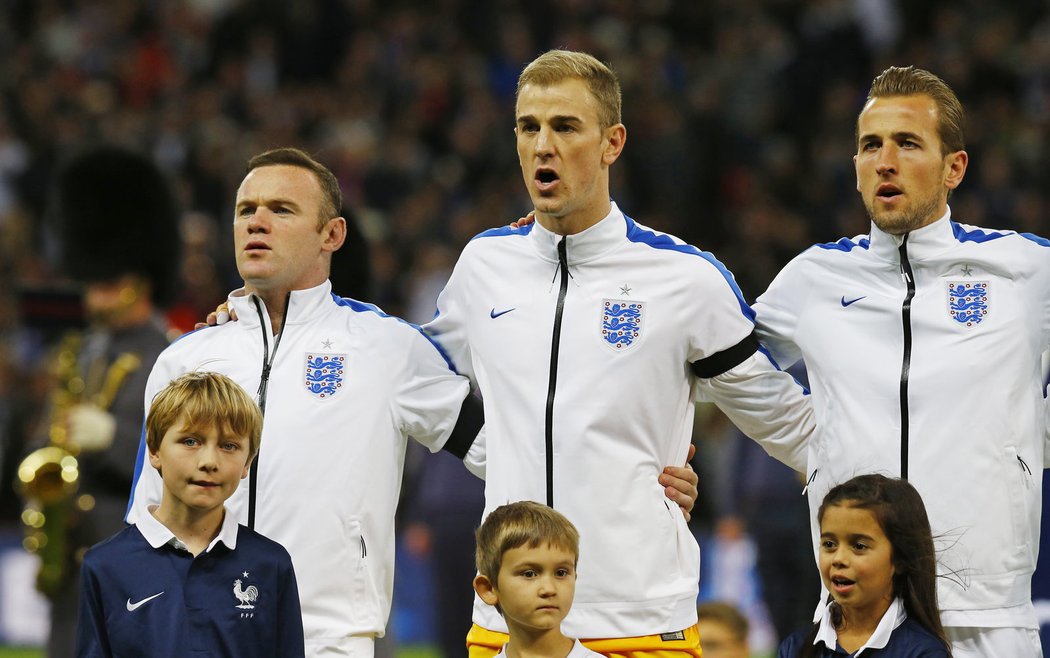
602, 123, 626, 166
944, 150, 968, 191
322, 216, 347, 254
853, 154, 861, 192
241, 455, 255, 480
148, 448, 162, 474
473, 574, 500, 607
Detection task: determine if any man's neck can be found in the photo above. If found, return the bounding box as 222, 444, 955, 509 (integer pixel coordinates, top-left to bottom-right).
245, 287, 291, 335
536, 201, 611, 236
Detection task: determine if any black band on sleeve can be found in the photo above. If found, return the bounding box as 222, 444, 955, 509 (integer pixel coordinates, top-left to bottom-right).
690, 331, 760, 379
442, 392, 484, 459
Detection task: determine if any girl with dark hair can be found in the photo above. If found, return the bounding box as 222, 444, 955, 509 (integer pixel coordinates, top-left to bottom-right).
778, 474, 951, 657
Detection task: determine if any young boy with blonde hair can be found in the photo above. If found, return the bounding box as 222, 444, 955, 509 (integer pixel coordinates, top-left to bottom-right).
473, 501, 602, 658
76, 372, 304, 657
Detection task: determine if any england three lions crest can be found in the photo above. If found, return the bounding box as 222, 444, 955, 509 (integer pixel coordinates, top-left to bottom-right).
304, 353, 346, 399
947, 281, 989, 327
601, 299, 645, 351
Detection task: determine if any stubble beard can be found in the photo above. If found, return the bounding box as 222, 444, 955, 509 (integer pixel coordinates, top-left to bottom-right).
864, 192, 942, 236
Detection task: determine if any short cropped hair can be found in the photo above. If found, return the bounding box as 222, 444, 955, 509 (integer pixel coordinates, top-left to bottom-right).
475, 501, 580, 583
146, 372, 263, 461
517, 50, 622, 131
697, 601, 749, 643
246, 147, 342, 229
862, 66, 965, 156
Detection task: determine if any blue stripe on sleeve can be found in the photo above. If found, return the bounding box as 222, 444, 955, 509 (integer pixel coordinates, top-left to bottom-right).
125, 419, 148, 523
623, 215, 756, 322
469, 223, 535, 241
814, 236, 871, 252
330, 294, 460, 374
951, 221, 1050, 247
622, 214, 809, 388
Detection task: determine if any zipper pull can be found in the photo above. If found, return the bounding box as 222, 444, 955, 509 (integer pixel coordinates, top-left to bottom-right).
898, 234, 912, 284
1018, 454, 1032, 476
802, 469, 818, 496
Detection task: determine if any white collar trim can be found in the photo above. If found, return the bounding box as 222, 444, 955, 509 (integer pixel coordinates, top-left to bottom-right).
813, 597, 906, 655
137, 504, 240, 553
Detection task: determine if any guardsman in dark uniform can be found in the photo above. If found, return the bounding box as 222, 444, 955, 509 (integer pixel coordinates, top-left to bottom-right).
23, 146, 181, 657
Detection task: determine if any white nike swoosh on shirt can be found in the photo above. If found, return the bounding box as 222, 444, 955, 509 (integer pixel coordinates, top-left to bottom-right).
126, 592, 164, 611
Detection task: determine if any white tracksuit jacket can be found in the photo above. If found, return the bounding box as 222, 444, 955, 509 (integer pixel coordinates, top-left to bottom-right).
426, 203, 814, 638
754, 210, 1050, 628
126, 281, 470, 655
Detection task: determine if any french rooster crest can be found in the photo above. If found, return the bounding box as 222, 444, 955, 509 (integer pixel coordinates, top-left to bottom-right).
233, 578, 258, 609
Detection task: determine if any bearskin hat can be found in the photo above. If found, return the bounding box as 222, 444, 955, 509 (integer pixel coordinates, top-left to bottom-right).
54, 145, 181, 307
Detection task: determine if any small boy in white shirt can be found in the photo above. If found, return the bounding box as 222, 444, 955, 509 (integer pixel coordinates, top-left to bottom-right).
472, 501, 602, 658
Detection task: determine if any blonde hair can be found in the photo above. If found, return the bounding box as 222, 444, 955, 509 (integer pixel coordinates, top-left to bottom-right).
475, 501, 580, 584
146, 372, 263, 461
517, 50, 622, 131
862, 66, 965, 156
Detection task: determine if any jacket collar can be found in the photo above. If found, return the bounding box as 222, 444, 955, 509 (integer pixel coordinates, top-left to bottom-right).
869, 207, 956, 263
227, 279, 334, 330
137, 504, 240, 552
814, 597, 906, 656
529, 202, 627, 265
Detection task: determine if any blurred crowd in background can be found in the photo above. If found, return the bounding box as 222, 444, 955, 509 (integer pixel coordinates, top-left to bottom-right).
1, 0, 1050, 655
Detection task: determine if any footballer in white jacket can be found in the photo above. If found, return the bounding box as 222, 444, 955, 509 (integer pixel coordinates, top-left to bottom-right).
755, 211, 1050, 636
427, 203, 814, 639
754, 66, 1050, 656
127, 281, 475, 654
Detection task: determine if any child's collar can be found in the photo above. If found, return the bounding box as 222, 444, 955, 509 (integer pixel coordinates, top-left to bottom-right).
813, 597, 906, 656
138, 504, 240, 553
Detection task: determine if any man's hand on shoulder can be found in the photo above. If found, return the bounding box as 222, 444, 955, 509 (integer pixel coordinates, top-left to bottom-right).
509, 211, 536, 229
192, 298, 238, 331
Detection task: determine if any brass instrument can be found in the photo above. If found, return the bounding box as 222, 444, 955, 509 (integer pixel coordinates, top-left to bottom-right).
16, 331, 140, 596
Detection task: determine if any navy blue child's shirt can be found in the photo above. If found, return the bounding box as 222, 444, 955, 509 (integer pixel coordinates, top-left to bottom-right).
777, 599, 948, 658
76, 506, 304, 657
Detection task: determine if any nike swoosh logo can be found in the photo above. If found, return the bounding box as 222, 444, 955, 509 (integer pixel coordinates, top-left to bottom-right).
840, 296, 866, 307
489, 307, 516, 319
127, 592, 164, 611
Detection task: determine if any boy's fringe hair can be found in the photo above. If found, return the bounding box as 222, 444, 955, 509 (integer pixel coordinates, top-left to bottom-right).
475, 501, 580, 583
146, 371, 263, 460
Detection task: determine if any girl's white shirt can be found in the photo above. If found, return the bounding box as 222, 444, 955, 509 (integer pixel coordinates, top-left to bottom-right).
813, 597, 906, 656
